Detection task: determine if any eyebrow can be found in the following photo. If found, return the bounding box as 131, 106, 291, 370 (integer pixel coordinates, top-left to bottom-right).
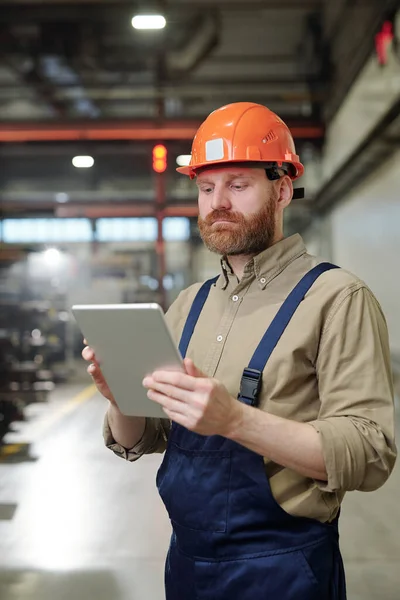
196, 173, 255, 186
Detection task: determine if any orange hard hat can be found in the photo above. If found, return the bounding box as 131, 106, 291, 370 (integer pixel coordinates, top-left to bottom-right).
177, 102, 304, 180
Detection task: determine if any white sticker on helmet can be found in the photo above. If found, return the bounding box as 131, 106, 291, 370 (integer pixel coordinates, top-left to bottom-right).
205, 138, 224, 161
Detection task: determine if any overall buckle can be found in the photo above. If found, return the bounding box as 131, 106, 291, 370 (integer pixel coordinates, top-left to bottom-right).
239, 368, 262, 407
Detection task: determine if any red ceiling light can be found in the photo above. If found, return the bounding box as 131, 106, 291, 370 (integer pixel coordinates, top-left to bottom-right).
153, 144, 167, 173
375, 21, 394, 66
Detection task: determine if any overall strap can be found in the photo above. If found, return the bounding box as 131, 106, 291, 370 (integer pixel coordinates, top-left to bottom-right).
239, 262, 339, 406
179, 276, 219, 358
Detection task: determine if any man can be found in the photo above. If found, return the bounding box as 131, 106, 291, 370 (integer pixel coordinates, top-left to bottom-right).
82, 102, 397, 599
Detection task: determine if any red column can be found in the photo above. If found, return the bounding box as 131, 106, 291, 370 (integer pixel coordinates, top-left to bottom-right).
155, 171, 167, 311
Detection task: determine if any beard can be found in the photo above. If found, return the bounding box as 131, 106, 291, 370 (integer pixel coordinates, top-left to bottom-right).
198, 192, 278, 256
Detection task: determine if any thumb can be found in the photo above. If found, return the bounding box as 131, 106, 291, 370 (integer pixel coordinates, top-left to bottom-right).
183, 358, 206, 378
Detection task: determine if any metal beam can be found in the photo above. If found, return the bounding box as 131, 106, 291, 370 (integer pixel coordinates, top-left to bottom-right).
0, 201, 200, 218
154, 0, 322, 5
0, 121, 200, 142
0, 2, 321, 24
0, 80, 319, 107
0, 0, 322, 9
0, 120, 324, 143
0, 76, 317, 91
0, 32, 68, 117
324, 0, 399, 122
208, 54, 296, 64
3, 200, 311, 220
0, 86, 318, 104
166, 13, 219, 74
0, 31, 100, 118
313, 95, 400, 214
57, 204, 200, 219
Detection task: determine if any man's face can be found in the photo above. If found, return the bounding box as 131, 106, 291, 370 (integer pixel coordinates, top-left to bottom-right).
196, 167, 279, 256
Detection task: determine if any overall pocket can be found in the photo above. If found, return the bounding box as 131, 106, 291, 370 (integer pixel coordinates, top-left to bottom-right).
195, 549, 322, 600
156, 442, 231, 533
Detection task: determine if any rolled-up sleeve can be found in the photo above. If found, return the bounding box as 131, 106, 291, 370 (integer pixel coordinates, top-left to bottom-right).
103, 413, 171, 462
310, 284, 397, 493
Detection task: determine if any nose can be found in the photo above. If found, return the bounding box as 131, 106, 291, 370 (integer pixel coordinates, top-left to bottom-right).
210, 184, 231, 211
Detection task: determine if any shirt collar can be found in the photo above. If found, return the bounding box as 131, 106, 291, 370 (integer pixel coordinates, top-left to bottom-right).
217, 234, 307, 290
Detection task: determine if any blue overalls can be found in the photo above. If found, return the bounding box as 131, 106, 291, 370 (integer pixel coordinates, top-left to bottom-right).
157, 263, 347, 599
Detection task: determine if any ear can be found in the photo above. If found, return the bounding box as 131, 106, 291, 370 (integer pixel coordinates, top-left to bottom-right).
277, 175, 293, 210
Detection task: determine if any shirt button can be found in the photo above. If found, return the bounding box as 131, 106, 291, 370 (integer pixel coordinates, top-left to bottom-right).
217, 335, 223, 342
260, 278, 266, 284
232, 295, 239, 302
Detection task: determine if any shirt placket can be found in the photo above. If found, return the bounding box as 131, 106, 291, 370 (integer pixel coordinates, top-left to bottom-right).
203, 278, 251, 377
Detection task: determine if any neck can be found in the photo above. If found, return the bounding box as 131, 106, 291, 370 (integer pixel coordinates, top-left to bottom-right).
226, 233, 285, 280
225, 254, 255, 281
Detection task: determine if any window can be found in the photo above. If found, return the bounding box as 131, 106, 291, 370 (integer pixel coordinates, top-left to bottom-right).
163, 217, 190, 241
1, 217, 191, 244
2, 218, 93, 243
95, 218, 157, 242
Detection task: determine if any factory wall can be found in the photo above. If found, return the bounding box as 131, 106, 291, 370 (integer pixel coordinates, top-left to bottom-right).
304, 149, 400, 358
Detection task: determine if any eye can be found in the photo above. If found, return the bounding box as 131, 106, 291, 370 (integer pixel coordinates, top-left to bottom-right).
200, 186, 213, 194
231, 184, 247, 191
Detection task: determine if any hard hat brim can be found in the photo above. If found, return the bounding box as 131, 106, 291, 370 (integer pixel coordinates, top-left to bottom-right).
176, 158, 304, 180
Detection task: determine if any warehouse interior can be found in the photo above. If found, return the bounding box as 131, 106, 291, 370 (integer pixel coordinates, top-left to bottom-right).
0, 1, 400, 599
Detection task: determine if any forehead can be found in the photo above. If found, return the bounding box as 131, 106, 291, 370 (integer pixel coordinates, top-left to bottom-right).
196, 166, 265, 182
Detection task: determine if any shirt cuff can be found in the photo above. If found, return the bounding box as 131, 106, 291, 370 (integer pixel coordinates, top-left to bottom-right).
103, 413, 146, 462
308, 417, 366, 492
103, 413, 169, 462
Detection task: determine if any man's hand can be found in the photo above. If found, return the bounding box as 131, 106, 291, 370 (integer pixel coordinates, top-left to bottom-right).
142, 358, 243, 437
143, 358, 328, 481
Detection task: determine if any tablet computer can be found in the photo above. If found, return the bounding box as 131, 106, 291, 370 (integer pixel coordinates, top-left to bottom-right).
71, 303, 184, 418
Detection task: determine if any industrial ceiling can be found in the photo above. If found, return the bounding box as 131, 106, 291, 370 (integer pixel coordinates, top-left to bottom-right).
0, 0, 398, 230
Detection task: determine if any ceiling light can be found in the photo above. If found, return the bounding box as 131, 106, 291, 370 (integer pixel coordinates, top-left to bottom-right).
72, 156, 94, 168
43, 248, 62, 267
55, 192, 69, 203
176, 155, 191, 167
131, 15, 166, 30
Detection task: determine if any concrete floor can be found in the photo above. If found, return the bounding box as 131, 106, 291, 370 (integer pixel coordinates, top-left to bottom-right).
0, 372, 399, 600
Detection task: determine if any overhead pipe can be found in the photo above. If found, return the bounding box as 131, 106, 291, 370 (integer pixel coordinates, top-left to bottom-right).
0, 1, 321, 9
0, 120, 324, 142
166, 13, 219, 73
54, 204, 200, 219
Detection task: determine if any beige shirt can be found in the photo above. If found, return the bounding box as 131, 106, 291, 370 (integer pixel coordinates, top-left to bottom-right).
104, 234, 397, 523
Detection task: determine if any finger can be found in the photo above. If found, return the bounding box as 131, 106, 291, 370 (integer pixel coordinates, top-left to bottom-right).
87, 363, 106, 386
87, 364, 113, 398
87, 363, 96, 375
183, 358, 205, 378
82, 346, 94, 361
151, 370, 198, 391
83, 348, 102, 370
161, 406, 188, 426
83, 338, 88, 345
147, 381, 189, 403
147, 390, 187, 415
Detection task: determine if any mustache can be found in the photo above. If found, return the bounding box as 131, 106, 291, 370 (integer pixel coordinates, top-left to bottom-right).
203, 210, 243, 225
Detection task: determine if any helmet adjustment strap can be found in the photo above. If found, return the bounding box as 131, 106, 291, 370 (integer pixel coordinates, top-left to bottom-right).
265, 167, 305, 199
